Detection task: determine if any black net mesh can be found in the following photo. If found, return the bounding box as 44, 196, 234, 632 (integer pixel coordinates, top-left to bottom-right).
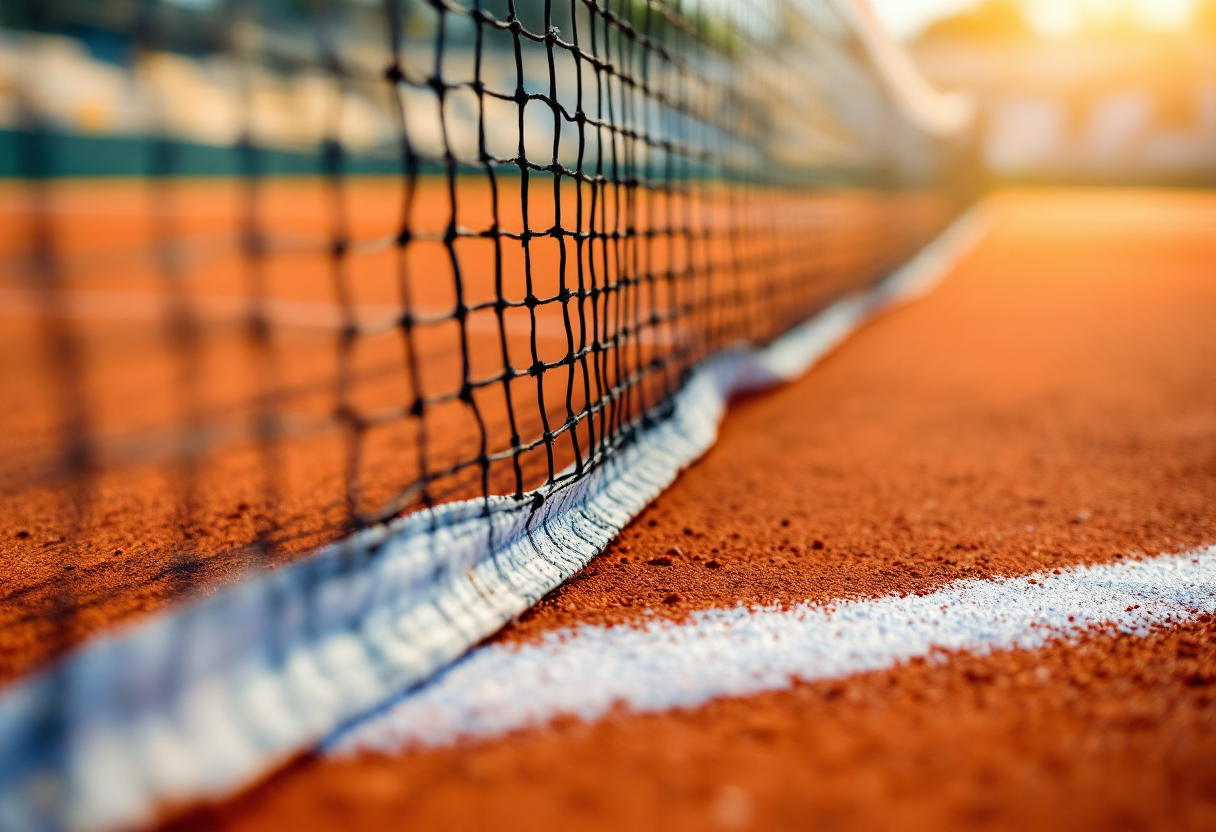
0, 0, 971, 682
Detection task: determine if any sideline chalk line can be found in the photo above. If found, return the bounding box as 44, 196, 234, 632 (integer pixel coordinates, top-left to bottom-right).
331, 544, 1216, 756
0, 206, 993, 832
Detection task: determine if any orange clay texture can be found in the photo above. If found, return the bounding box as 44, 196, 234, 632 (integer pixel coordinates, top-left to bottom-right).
164, 189, 1216, 831
174, 618, 1216, 832
0, 180, 931, 684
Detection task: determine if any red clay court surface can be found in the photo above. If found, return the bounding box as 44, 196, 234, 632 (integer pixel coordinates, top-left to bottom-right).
165, 188, 1216, 832
2, 186, 1215, 830
0, 179, 943, 683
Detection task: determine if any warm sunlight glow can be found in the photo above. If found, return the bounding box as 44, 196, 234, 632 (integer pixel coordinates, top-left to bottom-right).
1025, 0, 1193, 35
871, 0, 1204, 39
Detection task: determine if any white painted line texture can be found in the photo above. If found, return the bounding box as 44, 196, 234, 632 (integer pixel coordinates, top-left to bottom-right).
0, 207, 990, 832
332, 546, 1216, 756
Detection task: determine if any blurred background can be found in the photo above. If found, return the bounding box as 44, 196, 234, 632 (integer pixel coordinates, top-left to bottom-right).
4, 0, 1215, 184
876, 0, 1216, 185
0, 0, 952, 179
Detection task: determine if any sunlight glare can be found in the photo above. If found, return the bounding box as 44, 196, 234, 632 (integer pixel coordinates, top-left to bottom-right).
1021, 0, 1191, 35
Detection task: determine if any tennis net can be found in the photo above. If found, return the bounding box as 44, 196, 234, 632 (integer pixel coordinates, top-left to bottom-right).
0, 0, 974, 826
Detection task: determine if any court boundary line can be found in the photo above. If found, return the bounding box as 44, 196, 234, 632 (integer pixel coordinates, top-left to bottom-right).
330, 544, 1216, 755
0, 205, 993, 832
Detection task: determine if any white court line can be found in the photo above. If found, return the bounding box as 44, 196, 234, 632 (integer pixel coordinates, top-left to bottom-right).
331, 546, 1216, 755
